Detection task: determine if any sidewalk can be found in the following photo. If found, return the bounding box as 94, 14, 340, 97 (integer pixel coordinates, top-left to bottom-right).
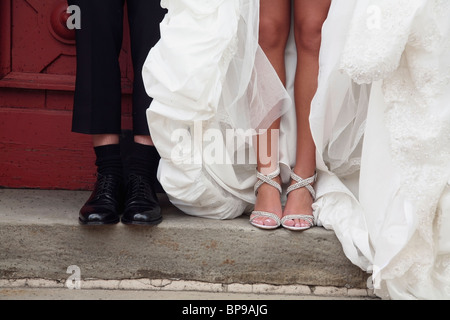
0, 188, 376, 300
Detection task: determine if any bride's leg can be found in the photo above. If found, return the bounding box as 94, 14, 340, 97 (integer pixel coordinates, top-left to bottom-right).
252, 0, 291, 227
283, 0, 330, 228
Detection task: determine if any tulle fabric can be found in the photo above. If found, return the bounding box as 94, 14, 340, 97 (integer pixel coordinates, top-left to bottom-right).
142, 0, 291, 219
312, 0, 450, 299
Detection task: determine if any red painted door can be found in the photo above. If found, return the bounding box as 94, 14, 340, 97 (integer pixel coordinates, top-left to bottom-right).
0, 0, 135, 190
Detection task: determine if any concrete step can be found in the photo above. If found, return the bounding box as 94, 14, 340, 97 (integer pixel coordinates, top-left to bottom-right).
0, 188, 372, 299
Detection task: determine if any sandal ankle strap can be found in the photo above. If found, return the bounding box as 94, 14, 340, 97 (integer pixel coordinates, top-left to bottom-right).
286, 171, 317, 200
254, 167, 282, 196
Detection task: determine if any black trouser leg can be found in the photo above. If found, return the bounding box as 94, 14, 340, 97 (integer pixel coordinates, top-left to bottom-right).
126, 0, 166, 135
69, 0, 125, 134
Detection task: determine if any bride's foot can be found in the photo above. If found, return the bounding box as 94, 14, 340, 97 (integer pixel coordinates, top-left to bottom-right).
250, 168, 283, 230
282, 170, 317, 231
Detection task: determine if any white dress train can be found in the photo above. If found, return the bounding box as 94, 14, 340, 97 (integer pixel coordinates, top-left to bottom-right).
312, 0, 450, 299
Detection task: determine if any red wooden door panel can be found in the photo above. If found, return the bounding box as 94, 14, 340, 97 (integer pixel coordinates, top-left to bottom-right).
0, 0, 135, 190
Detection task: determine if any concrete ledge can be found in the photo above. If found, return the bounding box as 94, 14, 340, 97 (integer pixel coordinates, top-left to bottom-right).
0, 189, 369, 290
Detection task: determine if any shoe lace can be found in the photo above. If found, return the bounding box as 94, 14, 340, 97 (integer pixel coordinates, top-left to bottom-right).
96, 174, 118, 197
127, 174, 153, 200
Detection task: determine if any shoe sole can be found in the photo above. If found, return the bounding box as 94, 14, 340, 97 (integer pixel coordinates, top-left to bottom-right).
282, 225, 313, 231
249, 221, 280, 230
120, 217, 162, 226
78, 218, 120, 226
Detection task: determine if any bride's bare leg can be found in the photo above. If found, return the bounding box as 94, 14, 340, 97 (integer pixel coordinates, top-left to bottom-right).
252, 0, 291, 227
282, 0, 330, 228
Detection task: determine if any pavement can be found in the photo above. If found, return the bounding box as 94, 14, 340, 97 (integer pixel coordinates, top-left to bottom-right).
0, 188, 378, 301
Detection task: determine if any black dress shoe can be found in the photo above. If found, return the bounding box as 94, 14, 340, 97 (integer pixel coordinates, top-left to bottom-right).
121, 174, 162, 226
79, 173, 123, 225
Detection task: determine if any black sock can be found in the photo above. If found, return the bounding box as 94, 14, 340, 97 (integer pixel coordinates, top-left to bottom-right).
94, 144, 123, 178
128, 142, 160, 182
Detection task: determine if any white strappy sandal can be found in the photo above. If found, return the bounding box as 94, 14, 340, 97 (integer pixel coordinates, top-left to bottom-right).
249, 167, 282, 230
281, 171, 317, 231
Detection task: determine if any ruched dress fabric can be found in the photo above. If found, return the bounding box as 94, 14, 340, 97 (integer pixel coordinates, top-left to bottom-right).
142, 0, 292, 220
312, 0, 450, 299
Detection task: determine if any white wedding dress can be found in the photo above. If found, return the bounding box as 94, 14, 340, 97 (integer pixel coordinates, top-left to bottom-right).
142, 0, 294, 219
312, 0, 450, 299
142, 0, 450, 299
